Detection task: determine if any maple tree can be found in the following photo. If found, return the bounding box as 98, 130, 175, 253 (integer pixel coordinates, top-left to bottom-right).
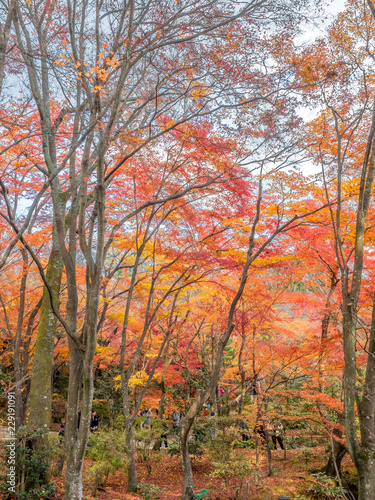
5, 0, 375, 499
288, 0, 375, 496
2, 0, 326, 498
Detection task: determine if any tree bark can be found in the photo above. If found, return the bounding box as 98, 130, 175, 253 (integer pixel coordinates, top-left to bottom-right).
64, 343, 96, 500
322, 414, 347, 477
0, 0, 16, 94
126, 424, 137, 492
357, 458, 375, 500
27, 238, 63, 438
180, 395, 199, 500
238, 328, 246, 416
14, 249, 28, 431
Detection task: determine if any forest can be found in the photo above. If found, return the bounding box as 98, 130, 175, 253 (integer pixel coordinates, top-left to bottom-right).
1, 0, 375, 499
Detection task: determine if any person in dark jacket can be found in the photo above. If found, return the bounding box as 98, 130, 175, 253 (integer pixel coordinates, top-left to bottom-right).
160, 415, 169, 449
90, 410, 99, 432
239, 419, 249, 441
254, 415, 269, 446
58, 420, 65, 441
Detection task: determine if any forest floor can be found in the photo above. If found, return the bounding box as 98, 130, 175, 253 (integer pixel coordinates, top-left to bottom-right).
53, 445, 354, 500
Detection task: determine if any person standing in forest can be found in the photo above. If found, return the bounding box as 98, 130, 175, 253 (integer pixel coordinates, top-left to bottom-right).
270, 420, 284, 450
90, 410, 99, 432
143, 409, 153, 429
240, 419, 249, 441
209, 411, 217, 439
255, 415, 269, 446
160, 415, 169, 449
58, 420, 65, 441
172, 409, 180, 428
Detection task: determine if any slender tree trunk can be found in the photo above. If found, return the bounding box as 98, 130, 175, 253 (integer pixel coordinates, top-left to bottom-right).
238, 330, 246, 415
64, 458, 84, 500
159, 346, 173, 418
317, 271, 346, 478
52, 447, 66, 477
318, 270, 338, 401
0, 0, 16, 94
254, 432, 259, 486
28, 239, 63, 437
26, 237, 64, 486
126, 423, 137, 492
14, 249, 28, 431
266, 436, 273, 477
356, 294, 375, 500
322, 414, 346, 477
180, 418, 194, 500
64, 342, 95, 500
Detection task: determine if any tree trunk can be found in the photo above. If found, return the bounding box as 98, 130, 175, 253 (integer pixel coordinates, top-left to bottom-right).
28, 241, 63, 436
254, 432, 259, 486
322, 414, 347, 478
64, 331, 96, 500
26, 239, 63, 486
238, 329, 246, 416
266, 438, 273, 477
158, 379, 167, 418
357, 456, 375, 500
180, 420, 194, 500
323, 447, 346, 478
64, 457, 84, 500
126, 424, 137, 492
63, 353, 97, 498
14, 249, 28, 431
52, 447, 66, 477
0, 0, 16, 94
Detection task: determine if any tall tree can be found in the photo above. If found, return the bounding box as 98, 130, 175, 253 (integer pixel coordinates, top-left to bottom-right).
294, 1, 375, 495
9, 1, 294, 497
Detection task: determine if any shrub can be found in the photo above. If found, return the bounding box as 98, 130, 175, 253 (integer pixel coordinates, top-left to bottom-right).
86, 429, 128, 496
137, 479, 165, 500
207, 417, 253, 494
166, 442, 180, 457
234, 439, 254, 449
113, 413, 125, 430
91, 400, 110, 425
0, 427, 56, 500
305, 472, 345, 499
137, 480, 167, 500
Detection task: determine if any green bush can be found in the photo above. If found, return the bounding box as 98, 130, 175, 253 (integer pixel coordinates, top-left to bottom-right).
166, 442, 180, 457
234, 439, 254, 449
113, 413, 125, 430
137, 480, 167, 500
305, 472, 345, 499
134, 423, 166, 475
91, 400, 110, 425
207, 416, 253, 493
86, 429, 128, 496
0, 427, 56, 500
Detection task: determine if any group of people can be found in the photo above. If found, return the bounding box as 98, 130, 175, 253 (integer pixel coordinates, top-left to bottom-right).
58, 410, 99, 440
240, 416, 284, 450
58, 406, 284, 451
137, 408, 181, 449
139, 408, 181, 428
